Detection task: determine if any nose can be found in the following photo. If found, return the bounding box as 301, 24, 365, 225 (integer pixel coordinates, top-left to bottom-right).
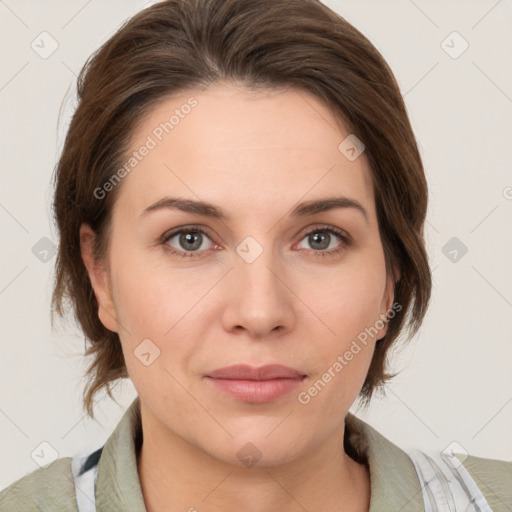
220, 246, 296, 339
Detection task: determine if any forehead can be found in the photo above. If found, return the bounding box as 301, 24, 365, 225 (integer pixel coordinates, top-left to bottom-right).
114, 82, 376, 222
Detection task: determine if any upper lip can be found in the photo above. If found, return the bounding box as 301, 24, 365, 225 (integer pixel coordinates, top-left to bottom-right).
206, 364, 306, 380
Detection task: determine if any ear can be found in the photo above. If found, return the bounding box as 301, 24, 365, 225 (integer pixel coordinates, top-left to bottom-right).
80, 223, 119, 333
376, 264, 401, 340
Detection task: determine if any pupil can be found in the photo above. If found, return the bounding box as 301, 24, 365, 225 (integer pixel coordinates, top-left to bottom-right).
310, 231, 329, 250
182, 232, 201, 250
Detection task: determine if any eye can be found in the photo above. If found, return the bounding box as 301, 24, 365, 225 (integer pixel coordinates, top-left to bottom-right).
296, 225, 351, 258
161, 226, 216, 259
160, 224, 351, 260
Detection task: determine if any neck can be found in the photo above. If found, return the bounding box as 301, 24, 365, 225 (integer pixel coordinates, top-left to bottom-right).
136, 408, 371, 512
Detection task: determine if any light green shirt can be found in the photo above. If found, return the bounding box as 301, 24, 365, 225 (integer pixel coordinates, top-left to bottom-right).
1, 396, 511, 511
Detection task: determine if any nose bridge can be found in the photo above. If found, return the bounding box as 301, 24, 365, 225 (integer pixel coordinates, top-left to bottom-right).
239, 237, 282, 293
235, 234, 284, 301
222, 233, 295, 335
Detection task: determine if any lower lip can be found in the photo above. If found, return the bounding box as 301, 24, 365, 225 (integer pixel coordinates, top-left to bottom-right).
205, 376, 305, 403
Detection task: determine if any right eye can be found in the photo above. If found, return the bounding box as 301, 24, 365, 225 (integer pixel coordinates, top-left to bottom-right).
162, 226, 217, 259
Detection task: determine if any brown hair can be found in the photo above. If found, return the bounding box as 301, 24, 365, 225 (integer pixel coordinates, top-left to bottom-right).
52, 0, 431, 420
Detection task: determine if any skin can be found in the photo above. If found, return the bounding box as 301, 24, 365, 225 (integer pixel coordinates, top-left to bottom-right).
80, 81, 398, 512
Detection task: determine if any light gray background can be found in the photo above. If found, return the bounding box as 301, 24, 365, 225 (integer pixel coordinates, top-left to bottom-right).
1, 0, 511, 489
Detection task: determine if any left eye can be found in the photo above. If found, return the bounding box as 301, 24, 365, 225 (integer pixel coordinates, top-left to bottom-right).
297, 227, 347, 252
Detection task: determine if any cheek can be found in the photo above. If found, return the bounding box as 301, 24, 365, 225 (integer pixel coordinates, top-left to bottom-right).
308, 257, 387, 338
298, 253, 386, 396
107, 241, 188, 334
107, 243, 211, 376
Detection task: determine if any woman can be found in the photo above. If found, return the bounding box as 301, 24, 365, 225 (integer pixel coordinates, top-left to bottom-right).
1, 0, 510, 511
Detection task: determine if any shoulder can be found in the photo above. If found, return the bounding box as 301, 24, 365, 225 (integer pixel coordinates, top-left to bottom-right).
346, 413, 512, 510
463, 451, 512, 476
0, 457, 78, 512
461, 453, 512, 508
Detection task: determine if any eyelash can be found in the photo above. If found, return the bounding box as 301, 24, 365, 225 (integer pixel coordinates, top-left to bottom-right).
160, 224, 351, 260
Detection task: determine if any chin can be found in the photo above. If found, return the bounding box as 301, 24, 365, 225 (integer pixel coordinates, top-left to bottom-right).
200, 432, 309, 469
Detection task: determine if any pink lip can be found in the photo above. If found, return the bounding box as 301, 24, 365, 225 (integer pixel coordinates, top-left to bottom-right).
204, 364, 307, 403
207, 364, 305, 380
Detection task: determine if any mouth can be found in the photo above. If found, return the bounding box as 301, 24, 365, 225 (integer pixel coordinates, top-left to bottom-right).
204, 364, 307, 403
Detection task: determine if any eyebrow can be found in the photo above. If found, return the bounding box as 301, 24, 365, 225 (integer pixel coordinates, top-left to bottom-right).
140, 196, 369, 224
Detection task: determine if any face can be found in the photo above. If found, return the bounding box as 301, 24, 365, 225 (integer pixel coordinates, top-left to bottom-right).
81, 81, 396, 467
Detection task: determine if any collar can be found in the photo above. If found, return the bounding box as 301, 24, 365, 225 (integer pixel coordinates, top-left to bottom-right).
345, 412, 424, 511
95, 397, 146, 511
